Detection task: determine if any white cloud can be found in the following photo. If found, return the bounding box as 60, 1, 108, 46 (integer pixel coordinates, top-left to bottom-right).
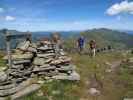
5, 16, 16, 21
71, 21, 82, 25
0, 8, 4, 13
106, 0, 133, 15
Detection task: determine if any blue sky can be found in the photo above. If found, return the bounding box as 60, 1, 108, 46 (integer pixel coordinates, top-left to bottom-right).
0, 0, 133, 31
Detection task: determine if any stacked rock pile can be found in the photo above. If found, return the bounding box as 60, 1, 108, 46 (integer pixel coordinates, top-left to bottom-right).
33, 42, 79, 80
0, 39, 80, 100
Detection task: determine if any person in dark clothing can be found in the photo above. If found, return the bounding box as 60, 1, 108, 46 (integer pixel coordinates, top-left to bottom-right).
107, 45, 112, 50
89, 40, 96, 57
77, 36, 85, 53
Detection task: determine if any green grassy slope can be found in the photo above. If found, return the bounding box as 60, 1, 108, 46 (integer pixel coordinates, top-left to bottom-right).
0, 50, 132, 100
64, 28, 133, 50
81, 28, 133, 49
23, 51, 133, 100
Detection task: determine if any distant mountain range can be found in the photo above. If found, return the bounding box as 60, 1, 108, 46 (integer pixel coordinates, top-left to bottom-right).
32, 31, 79, 41
0, 30, 79, 49
0, 28, 133, 49
80, 28, 133, 49
121, 30, 133, 35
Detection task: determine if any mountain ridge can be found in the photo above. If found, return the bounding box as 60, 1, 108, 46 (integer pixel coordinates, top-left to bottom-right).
0, 28, 133, 49
80, 28, 133, 49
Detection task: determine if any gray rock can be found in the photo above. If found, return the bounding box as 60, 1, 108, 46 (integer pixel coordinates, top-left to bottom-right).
0, 84, 16, 90
39, 64, 51, 68
0, 78, 34, 97
68, 71, 80, 81
3, 53, 33, 60
33, 58, 45, 65
37, 53, 55, 58
11, 65, 24, 69
44, 58, 54, 64
0, 97, 6, 100
38, 71, 58, 77
13, 60, 31, 65
129, 58, 133, 63
17, 41, 31, 50
33, 66, 56, 72
56, 64, 76, 71
27, 47, 37, 53
126, 66, 133, 69
52, 71, 80, 81
0, 39, 80, 98
0, 80, 13, 86
50, 57, 71, 65
0, 72, 7, 82
0, 86, 17, 97
88, 88, 101, 96
33, 57, 53, 65
37, 47, 53, 51
59, 49, 66, 56
11, 84, 41, 100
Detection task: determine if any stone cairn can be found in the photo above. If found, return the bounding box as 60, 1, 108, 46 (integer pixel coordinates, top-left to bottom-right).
0, 36, 80, 100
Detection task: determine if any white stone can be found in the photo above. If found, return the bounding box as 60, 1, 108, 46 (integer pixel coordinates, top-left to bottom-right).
88, 88, 101, 96
0, 72, 7, 82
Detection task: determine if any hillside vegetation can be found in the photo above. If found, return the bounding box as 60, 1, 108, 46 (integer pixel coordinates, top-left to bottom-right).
0, 28, 133, 50
0, 28, 133, 100
81, 28, 133, 49
0, 48, 132, 100
20, 51, 133, 100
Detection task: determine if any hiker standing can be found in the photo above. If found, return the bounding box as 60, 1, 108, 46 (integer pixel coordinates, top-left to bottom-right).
89, 40, 96, 57
77, 36, 85, 54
